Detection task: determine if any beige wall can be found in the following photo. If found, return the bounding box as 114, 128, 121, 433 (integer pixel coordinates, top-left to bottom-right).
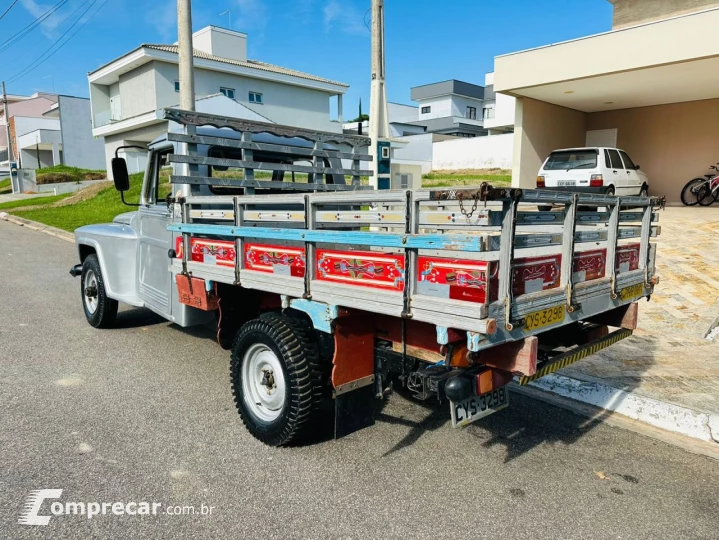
494, 8, 719, 94
587, 98, 719, 202
613, 0, 719, 29
512, 97, 587, 188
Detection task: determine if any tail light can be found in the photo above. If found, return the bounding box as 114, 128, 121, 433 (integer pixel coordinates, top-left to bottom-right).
536, 176, 545, 188
590, 174, 603, 187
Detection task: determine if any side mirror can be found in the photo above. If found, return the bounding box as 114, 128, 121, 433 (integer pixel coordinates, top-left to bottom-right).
111, 157, 130, 192
635, 165, 640, 170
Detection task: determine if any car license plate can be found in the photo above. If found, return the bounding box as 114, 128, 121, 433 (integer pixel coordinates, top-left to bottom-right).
524, 305, 565, 331
557, 180, 576, 186
619, 283, 644, 301
451, 386, 509, 428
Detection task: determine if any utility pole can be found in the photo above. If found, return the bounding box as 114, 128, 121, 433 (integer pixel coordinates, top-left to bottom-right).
369, 0, 390, 189
177, 0, 195, 111
2, 81, 16, 187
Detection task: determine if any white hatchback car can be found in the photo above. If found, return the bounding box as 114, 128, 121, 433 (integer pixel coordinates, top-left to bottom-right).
536, 147, 649, 197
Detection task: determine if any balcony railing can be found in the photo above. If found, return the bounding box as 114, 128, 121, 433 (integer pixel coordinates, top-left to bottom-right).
94, 109, 112, 128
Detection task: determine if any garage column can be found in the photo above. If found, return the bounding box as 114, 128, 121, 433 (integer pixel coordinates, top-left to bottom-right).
51, 143, 60, 166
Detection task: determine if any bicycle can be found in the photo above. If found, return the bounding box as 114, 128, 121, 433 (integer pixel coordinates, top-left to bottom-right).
698, 174, 719, 206
681, 164, 719, 206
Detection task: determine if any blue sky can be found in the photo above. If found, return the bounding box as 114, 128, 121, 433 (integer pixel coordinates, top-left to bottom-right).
2, 0, 613, 113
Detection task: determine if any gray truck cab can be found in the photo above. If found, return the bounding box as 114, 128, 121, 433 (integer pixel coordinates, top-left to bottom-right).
71, 123, 359, 329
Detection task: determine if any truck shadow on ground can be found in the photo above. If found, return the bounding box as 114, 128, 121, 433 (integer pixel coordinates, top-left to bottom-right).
376, 334, 658, 462
113, 307, 168, 329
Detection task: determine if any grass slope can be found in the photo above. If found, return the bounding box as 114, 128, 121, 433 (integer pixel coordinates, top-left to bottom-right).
36, 165, 106, 185
14, 174, 171, 232
0, 193, 71, 211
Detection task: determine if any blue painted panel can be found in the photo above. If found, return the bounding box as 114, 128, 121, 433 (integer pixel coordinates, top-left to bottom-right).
168, 224, 486, 252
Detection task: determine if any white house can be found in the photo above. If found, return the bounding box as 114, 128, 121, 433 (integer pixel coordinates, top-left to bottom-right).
408, 80, 487, 137
88, 26, 349, 174
481, 73, 515, 135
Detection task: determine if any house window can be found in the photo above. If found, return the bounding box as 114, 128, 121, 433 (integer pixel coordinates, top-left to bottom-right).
466, 106, 477, 120
483, 107, 495, 120
421, 106, 431, 114
174, 80, 180, 92
249, 91, 263, 104
220, 87, 236, 99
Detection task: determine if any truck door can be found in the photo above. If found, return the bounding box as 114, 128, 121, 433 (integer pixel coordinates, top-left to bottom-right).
137, 146, 173, 318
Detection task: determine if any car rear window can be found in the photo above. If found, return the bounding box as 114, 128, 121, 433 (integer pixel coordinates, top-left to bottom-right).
543, 150, 598, 170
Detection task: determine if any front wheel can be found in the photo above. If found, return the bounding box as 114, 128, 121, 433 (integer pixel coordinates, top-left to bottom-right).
680, 178, 707, 206
80, 254, 118, 328
639, 184, 649, 197
698, 182, 719, 206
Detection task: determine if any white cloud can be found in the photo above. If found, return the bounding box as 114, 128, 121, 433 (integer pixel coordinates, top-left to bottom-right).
20, 0, 90, 39
144, 0, 177, 42
233, 0, 269, 33
323, 0, 369, 36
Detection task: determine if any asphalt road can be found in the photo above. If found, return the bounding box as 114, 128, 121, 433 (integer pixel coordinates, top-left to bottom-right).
1, 220, 718, 540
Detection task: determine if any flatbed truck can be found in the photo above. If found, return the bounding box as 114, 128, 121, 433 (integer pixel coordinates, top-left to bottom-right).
70, 109, 663, 446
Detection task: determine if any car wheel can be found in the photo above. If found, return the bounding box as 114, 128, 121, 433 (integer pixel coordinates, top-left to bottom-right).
537, 205, 554, 212
639, 184, 649, 197
81, 254, 118, 328
230, 313, 323, 446
605, 186, 616, 196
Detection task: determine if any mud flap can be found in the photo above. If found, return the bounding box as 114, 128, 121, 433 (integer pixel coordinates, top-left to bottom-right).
332, 313, 376, 439
335, 382, 375, 439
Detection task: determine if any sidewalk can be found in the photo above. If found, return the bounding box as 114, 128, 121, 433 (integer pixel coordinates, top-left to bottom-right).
547, 207, 719, 441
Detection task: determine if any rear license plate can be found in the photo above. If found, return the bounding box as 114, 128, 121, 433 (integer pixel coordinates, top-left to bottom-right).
557, 180, 576, 186
619, 283, 644, 301
451, 386, 509, 428
524, 304, 565, 331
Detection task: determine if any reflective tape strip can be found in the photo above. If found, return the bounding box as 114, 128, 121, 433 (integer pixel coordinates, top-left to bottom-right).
518, 328, 633, 386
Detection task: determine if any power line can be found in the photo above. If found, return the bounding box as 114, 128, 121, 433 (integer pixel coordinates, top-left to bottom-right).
0, 0, 19, 22
8, 0, 108, 84
0, 0, 69, 54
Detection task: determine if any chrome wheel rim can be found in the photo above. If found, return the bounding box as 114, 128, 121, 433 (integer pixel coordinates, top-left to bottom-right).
83, 270, 99, 314
241, 343, 286, 422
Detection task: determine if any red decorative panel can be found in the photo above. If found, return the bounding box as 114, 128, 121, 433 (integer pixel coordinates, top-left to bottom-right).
616, 243, 641, 273
174, 237, 236, 267
316, 249, 405, 291
512, 255, 561, 296
417, 257, 496, 304
245, 243, 306, 277
572, 249, 606, 282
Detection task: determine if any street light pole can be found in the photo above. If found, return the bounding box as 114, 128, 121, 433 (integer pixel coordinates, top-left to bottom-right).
177, 0, 195, 112
369, 0, 389, 189
2, 81, 15, 174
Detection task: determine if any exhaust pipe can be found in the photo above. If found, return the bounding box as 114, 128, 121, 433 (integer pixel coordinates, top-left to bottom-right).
69, 264, 82, 278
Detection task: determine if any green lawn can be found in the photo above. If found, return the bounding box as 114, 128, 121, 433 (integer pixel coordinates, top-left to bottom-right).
422, 170, 512, 188
0, 193, 71, 211
13, 174, 172, 232
0, 178, 10, 194
36, 165, 106, 185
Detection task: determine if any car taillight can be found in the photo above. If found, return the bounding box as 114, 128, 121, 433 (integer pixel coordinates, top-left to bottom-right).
536, 176, 545, 188
590, 174, 603, 187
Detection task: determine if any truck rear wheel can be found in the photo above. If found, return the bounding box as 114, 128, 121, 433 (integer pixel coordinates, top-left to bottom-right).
230, 313, 321, 446
81, 254, 118, 328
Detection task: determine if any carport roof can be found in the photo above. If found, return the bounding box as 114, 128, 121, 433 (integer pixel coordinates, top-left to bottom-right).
493, 7, 719, 112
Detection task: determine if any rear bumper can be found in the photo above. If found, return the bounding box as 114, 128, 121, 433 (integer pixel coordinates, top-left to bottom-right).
539, 186, 608, 194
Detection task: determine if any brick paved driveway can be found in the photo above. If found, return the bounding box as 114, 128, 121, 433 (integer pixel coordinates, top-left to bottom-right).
563, 207, 719, 415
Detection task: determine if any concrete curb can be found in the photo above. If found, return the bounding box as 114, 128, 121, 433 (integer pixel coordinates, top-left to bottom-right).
525, 374, 719, 444
0, 213, 75, 243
